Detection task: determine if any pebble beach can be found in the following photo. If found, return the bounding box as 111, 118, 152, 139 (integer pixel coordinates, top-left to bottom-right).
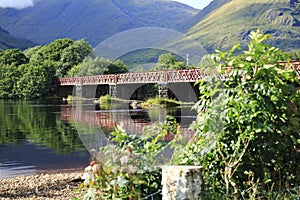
0, 171, 84, 200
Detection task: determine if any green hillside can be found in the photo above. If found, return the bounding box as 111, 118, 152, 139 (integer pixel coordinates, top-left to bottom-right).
187, 0, 300, 53
0, 0, 198, 47
181, 0, 230, 31
0, 26, 35, 50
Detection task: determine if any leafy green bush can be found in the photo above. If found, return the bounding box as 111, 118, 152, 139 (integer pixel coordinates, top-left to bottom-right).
0, 38, 92, 99
173, 30, 300, 198
78, 116, 184, 199
141, 97, 180, 108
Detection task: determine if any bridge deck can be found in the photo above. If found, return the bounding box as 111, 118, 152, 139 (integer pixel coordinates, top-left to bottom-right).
58, 61, 300, 86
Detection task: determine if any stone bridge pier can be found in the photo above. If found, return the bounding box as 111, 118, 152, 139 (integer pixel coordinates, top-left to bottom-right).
116, 83, 149, 100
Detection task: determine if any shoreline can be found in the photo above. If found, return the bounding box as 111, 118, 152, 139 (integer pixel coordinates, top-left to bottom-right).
0, 169, 85, 200
36, 167, 86, 175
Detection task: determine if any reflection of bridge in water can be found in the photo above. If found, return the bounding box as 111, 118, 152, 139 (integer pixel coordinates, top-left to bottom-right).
60, 104, 195, 141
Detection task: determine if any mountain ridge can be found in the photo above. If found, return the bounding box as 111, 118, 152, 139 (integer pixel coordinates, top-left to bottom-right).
186, 0, 300, 52
0, 0, 198, 47
0, 26, 36, 50
181, 0, 231, 31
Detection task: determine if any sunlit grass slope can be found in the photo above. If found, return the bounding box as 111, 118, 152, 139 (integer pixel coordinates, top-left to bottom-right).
187, 0, 300, 52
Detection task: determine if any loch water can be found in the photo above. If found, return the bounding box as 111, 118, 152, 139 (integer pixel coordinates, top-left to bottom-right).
0, 99, 196, 178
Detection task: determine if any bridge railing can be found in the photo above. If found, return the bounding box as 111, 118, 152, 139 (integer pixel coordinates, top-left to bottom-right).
117, 71, 167, 84
57, 61, 300, 86
279, 61, 300, 78
80, 74, 117, 85
58, 74, 117, 85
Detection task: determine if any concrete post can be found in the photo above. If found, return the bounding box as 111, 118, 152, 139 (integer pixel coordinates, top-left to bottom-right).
162, 166, 203, 200
158, 82, 168, 98
75, 85, 82, 98
109, 84, 117, 98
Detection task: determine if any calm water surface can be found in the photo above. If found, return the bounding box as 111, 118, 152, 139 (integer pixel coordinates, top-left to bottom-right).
0, 99, 196, 178
0, 100, 89, 178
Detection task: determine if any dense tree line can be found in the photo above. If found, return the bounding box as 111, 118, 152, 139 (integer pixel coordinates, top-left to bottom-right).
0, 38, 129, 99
67, 57, 128, 77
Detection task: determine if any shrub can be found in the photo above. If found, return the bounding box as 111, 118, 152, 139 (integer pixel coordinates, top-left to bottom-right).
173, 30, 300, 198
78, 116, 184, 199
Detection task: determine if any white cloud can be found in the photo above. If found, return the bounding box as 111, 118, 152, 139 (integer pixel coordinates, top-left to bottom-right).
0, 0, 35, 9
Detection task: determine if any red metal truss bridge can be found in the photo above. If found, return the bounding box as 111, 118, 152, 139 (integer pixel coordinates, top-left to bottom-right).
57, 61, 300, 86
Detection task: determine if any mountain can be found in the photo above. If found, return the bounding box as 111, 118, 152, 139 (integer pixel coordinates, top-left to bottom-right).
0, 26, 35, 50
186, 0, 300, 53
181, 0, 231, 31
0, 0, 198, 47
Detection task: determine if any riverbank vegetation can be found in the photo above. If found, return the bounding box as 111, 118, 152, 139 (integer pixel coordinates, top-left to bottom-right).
77, 31, 299, 199
141, 97, 181, 108
0, 38, 92, 99
0, 38, 129, 99
78, 116, 181, 199
173, 30, 300, 199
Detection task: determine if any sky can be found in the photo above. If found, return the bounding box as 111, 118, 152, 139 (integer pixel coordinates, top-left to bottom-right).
0, 0, 36, 9
173, 0, 213, 9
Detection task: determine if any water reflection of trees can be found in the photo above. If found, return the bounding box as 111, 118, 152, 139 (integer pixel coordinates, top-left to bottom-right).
0, 100, 86, 154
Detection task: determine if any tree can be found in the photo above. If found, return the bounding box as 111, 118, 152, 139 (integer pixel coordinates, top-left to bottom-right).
29, 38, 92, 77
14, 61, 55, 98
104, 59, 129, 74
0, 49, 28, 98
158, 53, 177, 65
174, 30, 299, 198
151, 53, 188, 71
57, 39, 92, 77
23, 45, 42, 59
171, 61, 187, 70
68, 57, 110, 76
0, 49, 28, 66
0, 38, 93, 99
0, 64, 20, 98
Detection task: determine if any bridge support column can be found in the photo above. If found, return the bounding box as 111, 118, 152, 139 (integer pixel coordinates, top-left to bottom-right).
74, 85, 83, 98
158, 82, 168, 98
109, 84, 117, 98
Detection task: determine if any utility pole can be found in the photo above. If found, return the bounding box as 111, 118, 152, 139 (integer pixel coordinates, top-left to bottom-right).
186, 53, 189, 66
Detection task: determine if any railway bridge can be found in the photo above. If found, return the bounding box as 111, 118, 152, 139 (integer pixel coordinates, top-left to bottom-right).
56, 61, 300, 101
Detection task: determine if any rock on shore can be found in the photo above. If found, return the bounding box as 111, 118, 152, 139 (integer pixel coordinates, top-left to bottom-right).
0, 172, 83, 200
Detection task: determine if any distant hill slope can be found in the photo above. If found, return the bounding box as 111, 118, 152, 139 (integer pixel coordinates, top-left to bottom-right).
180, 0, 230, 31
0, 0, 198, 47
186, 0, 300, 53
0, 26, 35, 50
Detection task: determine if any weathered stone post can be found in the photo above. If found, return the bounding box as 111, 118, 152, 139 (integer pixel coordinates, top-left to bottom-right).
75, 84, 83, 98
109, 84, 117, 98
162, 166, 203, 200
158, 82, 168, 98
